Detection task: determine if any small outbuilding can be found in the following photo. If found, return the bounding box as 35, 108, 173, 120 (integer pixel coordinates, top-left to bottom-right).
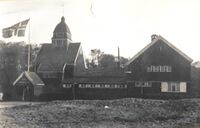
13, 71, 44, 101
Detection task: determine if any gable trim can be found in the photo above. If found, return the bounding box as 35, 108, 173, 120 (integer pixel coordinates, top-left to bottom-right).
73, 44, 87, 68
13, 71, 45, 86
13, 72, 25, 86
74, 43, 81, 65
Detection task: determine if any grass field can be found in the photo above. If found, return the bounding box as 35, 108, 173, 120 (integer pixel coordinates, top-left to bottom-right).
0, 98, 200, 128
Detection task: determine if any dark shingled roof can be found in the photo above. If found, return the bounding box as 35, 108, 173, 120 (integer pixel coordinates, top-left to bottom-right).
13, 71, 44, 86
64, 76, 126, 83
64, 67, 126, 83
36, 43, 81, 72
74, 67, 126, 77
66, 43, 81, 64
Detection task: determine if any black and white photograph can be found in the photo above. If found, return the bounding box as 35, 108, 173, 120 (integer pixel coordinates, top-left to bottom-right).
0, 0, 200, 127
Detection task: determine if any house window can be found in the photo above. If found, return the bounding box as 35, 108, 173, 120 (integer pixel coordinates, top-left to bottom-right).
63, 84, 72, 88
105, 84, 110, 88
135, 82, 152, 87
161, 82, 187, 93
95, 84, 101, 88
79, 84, 86, 88
180, 82, 187, 92
124, 84, 127, 88
86, 84, 91, 88
78, 83, 127, 89
147, 65, 172, 72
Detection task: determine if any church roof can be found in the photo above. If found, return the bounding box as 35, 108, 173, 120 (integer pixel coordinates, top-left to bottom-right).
64, 76, 126, 84
124, 35, 193, 67
74, 67, 126, 77
36, 43, 81, 72
13, 71, 44, 86
64, 67, 126, 83
66, 43, 81, 64
53, 16, 71, 34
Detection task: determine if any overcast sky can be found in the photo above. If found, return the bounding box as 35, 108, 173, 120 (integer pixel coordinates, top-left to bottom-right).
0, 0, 200, 61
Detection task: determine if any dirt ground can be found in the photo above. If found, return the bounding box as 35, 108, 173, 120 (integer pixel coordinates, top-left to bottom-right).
0, 98, 200, 128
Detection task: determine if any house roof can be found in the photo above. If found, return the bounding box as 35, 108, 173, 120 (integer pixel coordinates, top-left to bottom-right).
64, 76, 126, 84
36, 43, 81, 72
66, 43, 81, 64
63, 67, 126, 83
13, 71, 44, 86
124, 35, 193, 67
74, 67, 126, 77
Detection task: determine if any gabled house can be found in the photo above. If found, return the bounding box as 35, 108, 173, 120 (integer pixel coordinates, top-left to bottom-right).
34, 16, 86, 99
124, 35, 193, 98
13, 71, 44, 101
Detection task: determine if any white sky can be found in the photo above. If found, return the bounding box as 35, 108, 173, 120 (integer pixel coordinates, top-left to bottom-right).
0, 0, 200, 61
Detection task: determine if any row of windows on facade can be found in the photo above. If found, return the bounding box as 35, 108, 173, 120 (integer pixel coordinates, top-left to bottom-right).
135, 81, 187, 92
63, 82, 186, 93
62, 83, 128, 89
147, 65, 172, 72
161, 82, 187, 92
135, 81, 152, 87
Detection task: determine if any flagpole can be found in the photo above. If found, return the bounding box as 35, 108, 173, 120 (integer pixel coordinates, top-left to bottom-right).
27, 18, 30, 72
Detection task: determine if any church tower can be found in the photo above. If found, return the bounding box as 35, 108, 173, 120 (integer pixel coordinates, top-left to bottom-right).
52, 16, 72, 48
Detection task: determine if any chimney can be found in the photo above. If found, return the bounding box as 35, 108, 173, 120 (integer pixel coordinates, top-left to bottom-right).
151, 34, 158, 41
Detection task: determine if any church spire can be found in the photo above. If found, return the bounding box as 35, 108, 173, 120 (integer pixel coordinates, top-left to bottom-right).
52, 16, 72, 47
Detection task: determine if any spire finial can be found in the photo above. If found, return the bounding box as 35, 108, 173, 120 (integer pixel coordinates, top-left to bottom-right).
61, 16, 65, 22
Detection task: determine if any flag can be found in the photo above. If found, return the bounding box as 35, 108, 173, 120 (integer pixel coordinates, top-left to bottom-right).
2, 19, 29, 38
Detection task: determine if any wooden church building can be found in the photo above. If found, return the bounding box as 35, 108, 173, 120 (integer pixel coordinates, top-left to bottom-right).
34, 16, 86, 100
13, 17, 194, 100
